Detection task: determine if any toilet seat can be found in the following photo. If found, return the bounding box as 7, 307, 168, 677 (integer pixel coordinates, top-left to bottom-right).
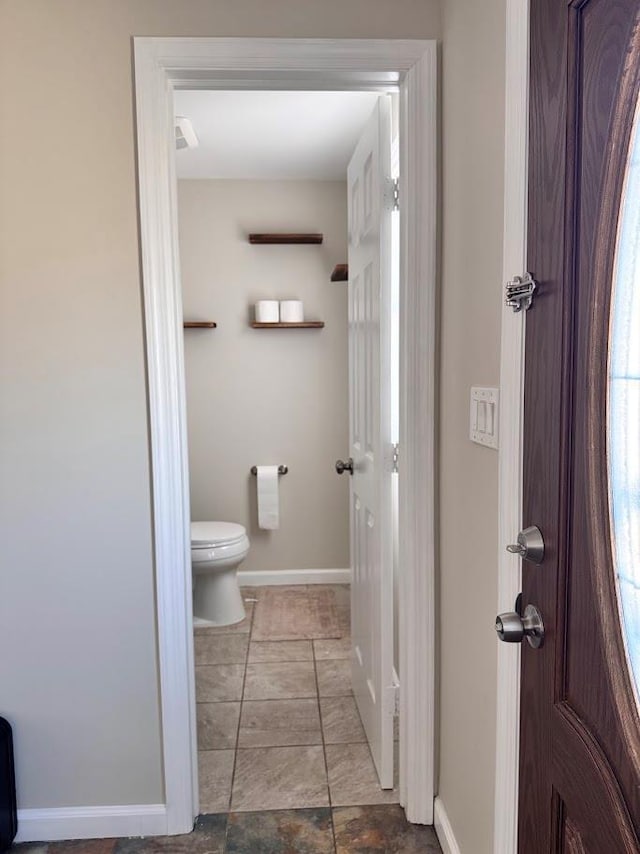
191, 521, 246, 549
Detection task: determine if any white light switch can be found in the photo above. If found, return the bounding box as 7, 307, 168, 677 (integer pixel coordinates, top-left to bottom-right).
470, 387, 499, 449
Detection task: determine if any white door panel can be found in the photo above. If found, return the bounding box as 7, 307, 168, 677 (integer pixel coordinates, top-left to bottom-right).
347, 96, 394, 788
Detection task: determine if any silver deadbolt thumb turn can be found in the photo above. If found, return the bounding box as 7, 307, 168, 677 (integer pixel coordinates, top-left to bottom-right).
506, 525, 544, 564
495, 604, 545, 649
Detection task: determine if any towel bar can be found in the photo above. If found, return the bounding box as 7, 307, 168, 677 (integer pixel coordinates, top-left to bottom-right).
250, 465, 288, 476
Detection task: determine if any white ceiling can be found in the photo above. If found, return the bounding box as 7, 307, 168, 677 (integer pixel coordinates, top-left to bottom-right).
173, 90, 381, 181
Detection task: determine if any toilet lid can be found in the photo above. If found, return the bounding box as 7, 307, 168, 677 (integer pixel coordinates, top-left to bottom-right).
191, 521, 246, 547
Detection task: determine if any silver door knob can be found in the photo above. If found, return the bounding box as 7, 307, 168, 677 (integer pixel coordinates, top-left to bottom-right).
495, 604, 545, 649
335, 458, 354, 475
506, 525, 544, 564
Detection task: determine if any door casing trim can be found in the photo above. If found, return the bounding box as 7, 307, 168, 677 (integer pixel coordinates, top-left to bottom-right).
133, 37, 437, 833
494, 1, 529, 851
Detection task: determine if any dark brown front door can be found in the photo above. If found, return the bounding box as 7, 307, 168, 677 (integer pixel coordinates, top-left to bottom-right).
520, 1, 640, 851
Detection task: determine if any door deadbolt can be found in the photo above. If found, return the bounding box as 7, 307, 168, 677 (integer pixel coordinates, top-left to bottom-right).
506, 525, 544, 565
335, 458, 354, 475
495, 604, 545, 649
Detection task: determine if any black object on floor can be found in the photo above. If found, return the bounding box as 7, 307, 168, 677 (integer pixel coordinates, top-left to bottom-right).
0, 717, 17, 853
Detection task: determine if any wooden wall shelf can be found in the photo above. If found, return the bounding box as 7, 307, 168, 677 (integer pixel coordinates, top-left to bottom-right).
183, 322, 217, 329
250, 321, 325, 329
331, 264, 348, 282
248, 233, 323, 245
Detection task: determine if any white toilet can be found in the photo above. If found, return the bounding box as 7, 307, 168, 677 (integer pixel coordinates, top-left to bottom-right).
191, 521, 250, 626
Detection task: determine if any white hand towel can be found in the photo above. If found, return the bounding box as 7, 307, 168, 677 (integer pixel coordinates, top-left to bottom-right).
256, 465, 280, 530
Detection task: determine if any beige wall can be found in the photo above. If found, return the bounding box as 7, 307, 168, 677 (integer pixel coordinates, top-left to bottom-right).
178, 180, 350, 571
0, 0, 441, 813
438, 0, 506, 851
2, 0, 509, 843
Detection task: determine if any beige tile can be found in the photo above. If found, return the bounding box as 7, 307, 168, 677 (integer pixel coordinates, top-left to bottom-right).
196, 664, 244, 702
320, 696, 366, 744
231, 746, 329, 811
198, 749, 235, 813
197, 702, 240, 750
313, 638, 351, 660
239, 699, 322, 747
325, 743, 399, 807
316, 660, 352, 697
194, 633, 249, 666
248, 641, 313, 663
244, 661, 317, 700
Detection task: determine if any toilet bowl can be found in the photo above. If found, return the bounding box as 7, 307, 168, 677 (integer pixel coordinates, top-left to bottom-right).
191, 521, 250, 626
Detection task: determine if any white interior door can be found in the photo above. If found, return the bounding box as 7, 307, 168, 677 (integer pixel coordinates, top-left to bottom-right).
347, 96, 394, 789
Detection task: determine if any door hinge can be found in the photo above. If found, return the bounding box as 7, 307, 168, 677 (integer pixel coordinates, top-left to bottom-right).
386, 177, 400, 211
392, 443, 399, 474
505, 272, 537, 312
384, 680, 400, 717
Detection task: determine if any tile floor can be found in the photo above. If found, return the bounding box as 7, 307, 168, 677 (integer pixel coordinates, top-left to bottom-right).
13, 806, 442, 852
194, 585, 398, 814
12, 586, 442, 853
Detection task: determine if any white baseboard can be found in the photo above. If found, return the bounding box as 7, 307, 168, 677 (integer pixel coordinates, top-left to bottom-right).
15, 803, 168, 843
238, 568, 351, 586
434, 797, 461, 854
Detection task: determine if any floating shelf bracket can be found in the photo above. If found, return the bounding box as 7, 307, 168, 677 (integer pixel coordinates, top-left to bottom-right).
248, 233, 323, 245
250, 321, 324, 329
183, 321, 217, 329
331, 264, 348, 282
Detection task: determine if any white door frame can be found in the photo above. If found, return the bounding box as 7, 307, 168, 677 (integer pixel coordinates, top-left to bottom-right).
493, 0, 530, 851
133, 37, 437, 834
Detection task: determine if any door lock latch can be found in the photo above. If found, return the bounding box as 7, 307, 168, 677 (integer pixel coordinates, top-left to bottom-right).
505, 272, 537, 312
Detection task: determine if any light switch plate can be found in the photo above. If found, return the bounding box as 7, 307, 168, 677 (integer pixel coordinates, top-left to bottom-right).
470, 387, 499, 449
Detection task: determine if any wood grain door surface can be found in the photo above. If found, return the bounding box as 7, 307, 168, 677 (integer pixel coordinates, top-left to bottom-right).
521, 1, 640, 851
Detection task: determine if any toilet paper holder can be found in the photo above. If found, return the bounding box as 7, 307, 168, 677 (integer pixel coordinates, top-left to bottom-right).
251, 465, 288, 476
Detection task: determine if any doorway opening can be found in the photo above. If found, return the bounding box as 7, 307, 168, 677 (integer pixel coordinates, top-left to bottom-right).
133, 36, 436, 837
173, 87, 402, 820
